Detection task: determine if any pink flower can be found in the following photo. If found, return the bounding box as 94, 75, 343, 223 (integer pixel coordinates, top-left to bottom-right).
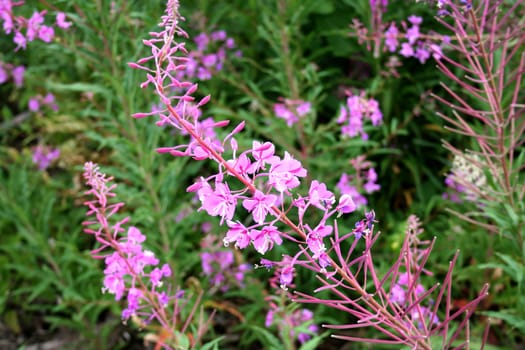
224, 221, 251, 249
27, 11, 45, 41
274, 99, 311, 126
150, 264, 172, 287
308, 180, 335, 209
274, 103, 296, 126
268, 151, 307, 192
194, 33, 209, 51
391, 284, 406, 303
32, 145, 60, 170
408, 15, 423, 26
12, 65, 25, 87
400, 42, 415, 57
56, 12, 72, 29
249, 225, 283, 254
242, 190, 277, 224
0, 65, 7, 84
405, 25, 420, 45
306, 232, 325, 256
385, 24, 399, 52
415, 46, 431, 63
199, 182, 237, 224
2, 12, 14, 34
202, 54, 217, 67
337, 194, 356, 214
211, 30, 227, 41
38, 25, 54, 42
226, 152, 252, 176
43, 93, 59, 111
296, 101, 311, 116
249, 141, 279, 173
14, 31, 26, 49
280, 265, 294, 288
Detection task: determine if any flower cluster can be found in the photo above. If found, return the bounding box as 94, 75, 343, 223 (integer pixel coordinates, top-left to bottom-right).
263, 261, 318, 344
273, 98, 311, 127
0, 61, 24, 87
200, 236, 250, 292
337, 155, 380, 208
82, 162, 173, 322
175, 29, 239, 81
390, 272, 439, 329
32, 145, 60, 170
443, 153, 487, 202
383, 15, 448, 64
265, 304, 318, 344
336, 90, 382, 139
28, 93, 59, 112
0, 1, 72, 50
103, 227, 173, 319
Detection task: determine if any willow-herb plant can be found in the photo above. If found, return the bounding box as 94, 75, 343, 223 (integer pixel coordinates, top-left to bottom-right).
79, 0, 495, 348
432, 0, 525, 243
427, 0, 525, 336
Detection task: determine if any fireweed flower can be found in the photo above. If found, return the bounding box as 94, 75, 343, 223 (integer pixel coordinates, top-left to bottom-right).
32, 145, 60, 170
83, 163, 172, 319
336, 156, 380, 208
242, 190, 278, 225
384, 23, 399, 52
1, 4, 71, 50
336, 91, 382, 139
56, 12, 72, 29
82, 162, 190, 332
11, 65, 24, 87
28, 93, 59, 112
265, 304, 318, 344
0, 64, 7, 84
273, 98, 311, 126
200, 236, 250, 292
175, 29, 239, 82
0, 62, 24, 86
265, 261, 318, 343
389, 272, 440, 329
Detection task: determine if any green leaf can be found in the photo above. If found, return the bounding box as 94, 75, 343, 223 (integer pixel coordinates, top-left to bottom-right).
299, 332, 329, 350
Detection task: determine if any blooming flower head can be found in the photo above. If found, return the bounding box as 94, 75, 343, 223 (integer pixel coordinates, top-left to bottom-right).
32, 145, 60, 170
198, 181, 237, 224
11, 65, 25, 87
274, 99, 311, 126
242, 190, 278, 225
223, 220, 251, 249
384, 23, 399, 52
337, 91, 382, 139
268, 151, 307, 193
249, 225, 283, 254
56, 12, 72, 29
265, 303, 318, 344
176, 29, 239, 81
308, 180, 335, 210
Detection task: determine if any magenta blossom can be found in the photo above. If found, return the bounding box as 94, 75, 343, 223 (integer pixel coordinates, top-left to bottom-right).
223, 221, 251, 249
268, 151, 307, 193
56, 12, 72, 29
273, 99, 311, 126
32, 145, 60, 170
242, 190, 278, 225
198, 182, 238, 224
249, 225, 283, 255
